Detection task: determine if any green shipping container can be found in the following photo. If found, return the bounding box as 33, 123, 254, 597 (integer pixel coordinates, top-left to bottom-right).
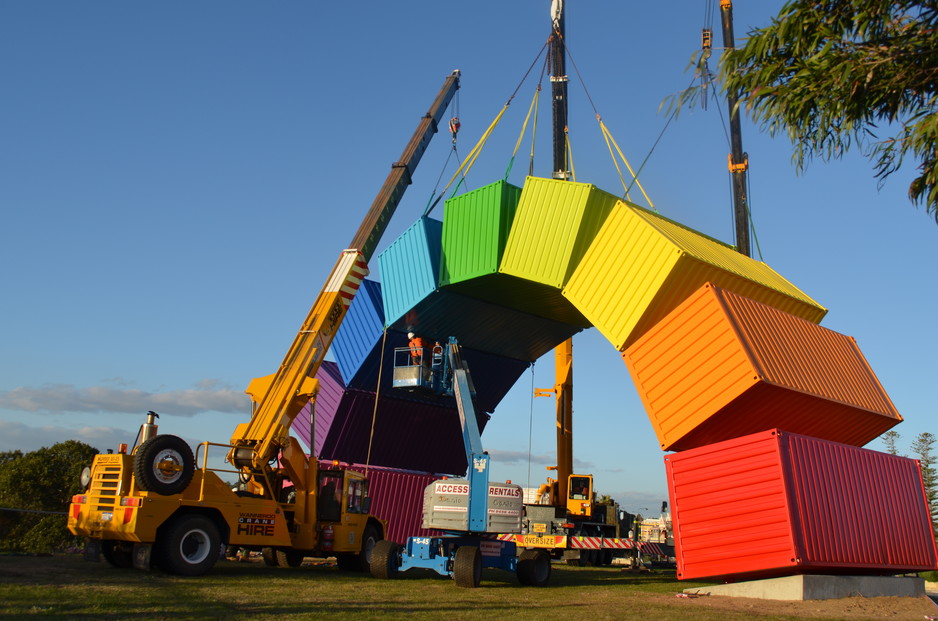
439, 180, 521, 286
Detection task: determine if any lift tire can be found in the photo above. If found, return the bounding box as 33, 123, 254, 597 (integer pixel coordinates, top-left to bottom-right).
517, 548, 551, 587
133, 434, 195, 496
101, 540, 134, 569
157, 514, 220, 576
261, 547, 279, 567
275, 549, 304, 568
453, 545, 482, 588
369, 539, 400, 580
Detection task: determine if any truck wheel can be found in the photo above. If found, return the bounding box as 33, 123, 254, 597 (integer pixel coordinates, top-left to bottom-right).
517, 549, 551, 587
369, 539, 400, 579
158, 514, 220, 576
275, 549, 304, 568
261, 547, 279, 566
101, 540, 133, 569
453, 546, 481, 588
337, 523, 380, 572
133, 435, 195, 496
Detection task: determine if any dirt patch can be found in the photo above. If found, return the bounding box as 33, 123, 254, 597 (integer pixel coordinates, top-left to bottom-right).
668, 590, 938, 620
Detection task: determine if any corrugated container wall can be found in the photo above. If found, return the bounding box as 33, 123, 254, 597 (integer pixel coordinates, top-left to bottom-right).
439, 180, 521, 285
378, 216, 444, 328
440, 179, 589, 327
665, 429, 938, 581
623, 283, 901, 451
318, 389, 484, 475
332, 279, 384, 385
346, 464, 442, 544
501, 176, 618, 288
563, 200, 827, 351
291, 361, 345, 456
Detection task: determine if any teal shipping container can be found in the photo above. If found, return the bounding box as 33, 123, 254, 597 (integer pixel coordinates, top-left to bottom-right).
379, 216, 444, 328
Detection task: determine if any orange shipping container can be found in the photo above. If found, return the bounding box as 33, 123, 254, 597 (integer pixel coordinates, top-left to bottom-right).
622, 283, 902, 451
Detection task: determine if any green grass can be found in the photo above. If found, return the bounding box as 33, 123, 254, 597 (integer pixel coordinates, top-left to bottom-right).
0, 554, 933, 621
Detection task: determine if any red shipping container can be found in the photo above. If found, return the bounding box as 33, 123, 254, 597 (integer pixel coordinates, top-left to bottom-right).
665, 429, 938, 581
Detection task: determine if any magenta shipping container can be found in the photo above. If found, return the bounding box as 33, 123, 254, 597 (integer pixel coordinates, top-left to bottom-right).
665, 429, 938, 581
345, 464, 442, 544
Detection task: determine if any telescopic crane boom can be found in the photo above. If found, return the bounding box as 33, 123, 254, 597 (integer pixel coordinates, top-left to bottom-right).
229, 70, 462, 476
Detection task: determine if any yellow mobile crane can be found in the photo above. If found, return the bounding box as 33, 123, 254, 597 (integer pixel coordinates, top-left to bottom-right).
68, 70, 461, 576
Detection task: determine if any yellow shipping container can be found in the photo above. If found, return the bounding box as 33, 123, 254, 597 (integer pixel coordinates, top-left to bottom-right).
563, 200, 827, 350
500, 177, 619, 289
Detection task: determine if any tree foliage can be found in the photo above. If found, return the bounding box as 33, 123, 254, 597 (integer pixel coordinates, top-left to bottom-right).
0, 441, 98, 553
910, 432, 938, 532
679, 1, 938, 222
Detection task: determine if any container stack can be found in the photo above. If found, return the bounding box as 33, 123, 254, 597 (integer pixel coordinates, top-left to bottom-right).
313, 175, 935, 578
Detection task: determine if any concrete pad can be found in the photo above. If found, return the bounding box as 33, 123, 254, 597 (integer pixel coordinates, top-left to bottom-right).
684, 574, 926, 601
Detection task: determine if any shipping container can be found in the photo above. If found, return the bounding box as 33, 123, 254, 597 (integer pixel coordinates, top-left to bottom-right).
500, 176, 618, 288
623, 283, 901, 451
318, 389, 486, 475
440, 179, 589, 326
332, 279, 384, 385
665, 429, 938, 581
439, 180, 522, 286
290, 361, 345, 456
378, 216, 444, 328
564, 199, 827, 350
344, 464, 443, 544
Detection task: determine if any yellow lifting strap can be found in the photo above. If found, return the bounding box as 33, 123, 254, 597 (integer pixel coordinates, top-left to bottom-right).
599, 118, 655, 210
565, 129, 577, 182
504, 87, 541, 180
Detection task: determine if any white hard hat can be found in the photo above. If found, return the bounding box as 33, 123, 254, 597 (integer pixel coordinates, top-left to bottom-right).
408, 332, 415, 339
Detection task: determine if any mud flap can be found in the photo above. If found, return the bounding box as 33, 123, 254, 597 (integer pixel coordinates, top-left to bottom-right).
83, 539, 101, 562
133, 543, 152, 570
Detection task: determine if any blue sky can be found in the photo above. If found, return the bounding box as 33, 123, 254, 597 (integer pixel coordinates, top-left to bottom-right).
1, 1, 934, 515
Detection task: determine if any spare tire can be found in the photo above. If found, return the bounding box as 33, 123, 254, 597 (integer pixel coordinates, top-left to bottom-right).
133, 434, 195, 495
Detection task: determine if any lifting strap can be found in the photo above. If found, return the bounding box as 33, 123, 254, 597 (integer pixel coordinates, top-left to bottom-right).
504, 86, 541, 181
599, 118, 654, 210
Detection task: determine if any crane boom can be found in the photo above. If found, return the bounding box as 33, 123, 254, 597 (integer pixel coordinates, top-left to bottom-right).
229, 70, 461, 472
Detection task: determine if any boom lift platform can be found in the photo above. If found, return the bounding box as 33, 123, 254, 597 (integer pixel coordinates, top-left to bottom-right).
369, 338, 552, 588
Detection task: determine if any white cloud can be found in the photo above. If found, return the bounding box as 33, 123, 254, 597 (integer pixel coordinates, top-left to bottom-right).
0, 381, 250, 417
0, 420, 130, 454
487, 449, 594, 470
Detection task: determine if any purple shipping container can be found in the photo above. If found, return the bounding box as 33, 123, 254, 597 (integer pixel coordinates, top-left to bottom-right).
346, 464, 442, 544
319, 389, 484, 475
290, 361, 345, 456
666, 429, 938, 581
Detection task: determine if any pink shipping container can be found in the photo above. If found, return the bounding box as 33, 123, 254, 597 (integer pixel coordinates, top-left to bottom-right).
346, 464, 442, 544
665, 429, 938, 581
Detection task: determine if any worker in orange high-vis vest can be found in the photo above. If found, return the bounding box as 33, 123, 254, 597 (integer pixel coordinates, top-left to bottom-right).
408, 332, 427, 365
